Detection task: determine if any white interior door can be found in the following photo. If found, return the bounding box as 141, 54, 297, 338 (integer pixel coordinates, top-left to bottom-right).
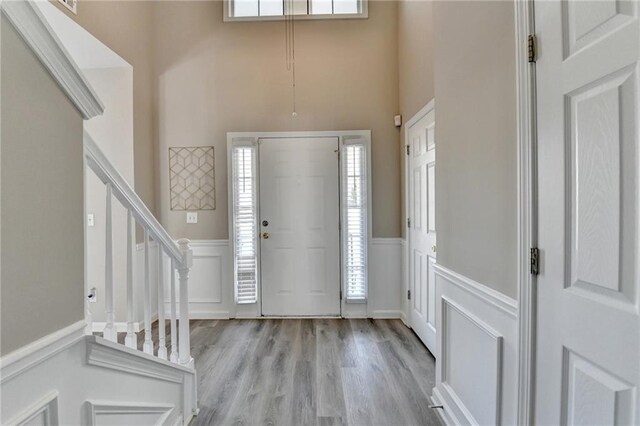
535, 1, 639, 423
260, 137, 341, 316
408, 109, 437, 352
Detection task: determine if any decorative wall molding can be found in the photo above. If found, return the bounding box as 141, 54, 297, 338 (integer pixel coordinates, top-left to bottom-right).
434, 264, 519, 425
6, 391, 59, 426
1, 334, 195, 425
86, 336, 194, 384
85, 400, 175, 426
1, 0, 104, 119
0, 320, 86, 383
439, 296, 503, 425
433, 264, 518, 318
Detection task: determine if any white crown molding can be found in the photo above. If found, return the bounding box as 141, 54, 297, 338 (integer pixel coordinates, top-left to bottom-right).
1, 0, 104, 119
86, 336, 195, 383
433, 264, 518, 319
0, 319, 86, 383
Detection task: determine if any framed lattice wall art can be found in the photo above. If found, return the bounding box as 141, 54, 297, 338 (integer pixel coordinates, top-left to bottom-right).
169, 146, 216, 210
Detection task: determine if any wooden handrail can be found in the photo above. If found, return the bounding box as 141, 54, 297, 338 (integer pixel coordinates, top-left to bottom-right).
83, 131, 185, 267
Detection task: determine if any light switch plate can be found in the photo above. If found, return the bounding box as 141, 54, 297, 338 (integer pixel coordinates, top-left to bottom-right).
186, 212, 198, 224
87, 213, 95, 227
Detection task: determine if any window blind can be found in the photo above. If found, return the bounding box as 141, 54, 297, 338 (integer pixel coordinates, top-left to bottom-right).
343, 144, 367, 301
233, 146, 258, 304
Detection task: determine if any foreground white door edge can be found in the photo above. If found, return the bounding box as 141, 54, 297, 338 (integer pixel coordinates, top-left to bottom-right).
259, 137, 341, 316
535, 1, 640, 424
407, 106, 437, 354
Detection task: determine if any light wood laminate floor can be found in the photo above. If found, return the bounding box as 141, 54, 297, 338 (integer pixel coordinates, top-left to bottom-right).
188, 319, 440, 426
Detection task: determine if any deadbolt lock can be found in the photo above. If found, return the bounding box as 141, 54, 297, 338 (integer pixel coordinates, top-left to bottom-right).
262, 220, 269, 227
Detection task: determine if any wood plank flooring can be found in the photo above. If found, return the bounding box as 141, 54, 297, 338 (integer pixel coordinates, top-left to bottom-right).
188, 319, 441, 426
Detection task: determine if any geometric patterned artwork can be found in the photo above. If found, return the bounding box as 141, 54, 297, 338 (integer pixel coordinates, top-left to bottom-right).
169, 147, 215, 210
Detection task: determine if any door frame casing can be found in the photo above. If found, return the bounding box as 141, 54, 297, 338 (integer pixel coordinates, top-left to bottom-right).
514, 0, 536, 423
402, 99, 436, 333
227, 130, 372, 319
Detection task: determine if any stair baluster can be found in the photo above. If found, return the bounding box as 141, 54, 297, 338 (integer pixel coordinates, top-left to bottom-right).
103, 182, 116, 342
125, 211, 136, 348
157, 249, 167, 360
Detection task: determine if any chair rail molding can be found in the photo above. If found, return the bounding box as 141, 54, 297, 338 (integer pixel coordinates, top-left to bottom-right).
0, 319, 86, 383
1, 0, 104, 119
433, 264, 518, 318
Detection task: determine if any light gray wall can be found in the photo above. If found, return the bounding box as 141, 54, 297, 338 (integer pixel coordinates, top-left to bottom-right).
83, 67, 134, 324
398, 0, 434, 241
1, 17, 85, 355
154, 0, 401, 240
433, 0, 518, 298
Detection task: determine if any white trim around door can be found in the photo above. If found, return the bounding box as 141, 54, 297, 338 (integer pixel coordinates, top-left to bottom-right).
514, 0, 536, 423
227, 131, 372, 318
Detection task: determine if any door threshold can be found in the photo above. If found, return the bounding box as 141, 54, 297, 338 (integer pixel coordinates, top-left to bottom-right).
259, 315, 342, 319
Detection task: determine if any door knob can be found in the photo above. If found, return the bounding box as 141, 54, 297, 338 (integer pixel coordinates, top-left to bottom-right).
432, 245, 437, 253
262, 232, 270, 239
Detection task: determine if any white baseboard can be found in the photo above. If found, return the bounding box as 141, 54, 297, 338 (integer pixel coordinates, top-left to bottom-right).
431, 387, 464, 426
92, 321, 143, 333
370, 310, 402, 319
399, 310, 409, 327
92, 313, 158, 334
156, 238, 403, 320
433, 264, 518, 425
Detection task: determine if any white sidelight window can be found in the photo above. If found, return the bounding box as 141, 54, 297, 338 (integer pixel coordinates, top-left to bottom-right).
225, 0, 366, 21
342, 142, 368, 301
232, 145, 259, 304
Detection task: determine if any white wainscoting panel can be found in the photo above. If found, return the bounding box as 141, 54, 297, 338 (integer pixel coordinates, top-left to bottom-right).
431, 264, 518, 426
366, 238, 403, 318
164, 240, 233, 319
1, 328, 195, 425
168, 239, 401, 319
86, 401, 175, 426
6, 391, 59, 426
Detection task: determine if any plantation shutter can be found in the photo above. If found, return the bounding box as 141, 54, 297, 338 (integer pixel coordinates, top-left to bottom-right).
233, 145, 258, 304
343, 142, 368, 301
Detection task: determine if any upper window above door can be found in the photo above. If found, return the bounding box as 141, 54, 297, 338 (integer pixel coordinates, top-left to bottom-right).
224, 0, 367, 21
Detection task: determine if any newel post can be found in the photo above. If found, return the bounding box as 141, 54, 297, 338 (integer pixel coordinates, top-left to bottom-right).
177, 238, 194, 368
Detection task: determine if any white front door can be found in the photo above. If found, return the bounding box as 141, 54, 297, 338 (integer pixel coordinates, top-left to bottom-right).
259, 137, 341, 316
535, 0, 640, 423
408, 108, 437, 352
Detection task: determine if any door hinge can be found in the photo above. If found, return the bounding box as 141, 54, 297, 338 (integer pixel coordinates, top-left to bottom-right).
406, 145, 410, 156
407, 290, 411, 300
340, 289, 343, 300
407, 218, 411, 228
530, 247, 540, 275
528, 34, 537, 63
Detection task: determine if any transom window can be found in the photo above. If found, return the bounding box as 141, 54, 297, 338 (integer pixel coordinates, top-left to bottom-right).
225, 0, 367, 21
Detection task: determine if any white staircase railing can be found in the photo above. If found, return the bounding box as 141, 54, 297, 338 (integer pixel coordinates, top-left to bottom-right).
84, 131, 194, 368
